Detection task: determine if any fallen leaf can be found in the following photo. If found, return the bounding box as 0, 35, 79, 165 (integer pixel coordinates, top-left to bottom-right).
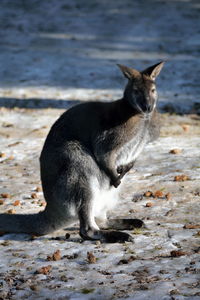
144, 191, 153, 197
7, 209, 16, 214
170, 250, 187, 257
183, 224, 200, 229
87, 252, 96, 263
8, 142, 22, 147
13, 200, 20, 206
1, 193, 11, 198
35, 265, 52, 275
181, 124, 190, 132
153, 190, 164, 198
174, 175, 190, 182
47, 250, 61, 261
31, 193, 38, 199
169, 149, 182, 154
146, 202, 153, 207
165, 192, 171, 200
8, 155, 14, 160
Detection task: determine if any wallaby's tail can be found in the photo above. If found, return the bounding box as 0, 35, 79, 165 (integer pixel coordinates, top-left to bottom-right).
0, 210, 59, 236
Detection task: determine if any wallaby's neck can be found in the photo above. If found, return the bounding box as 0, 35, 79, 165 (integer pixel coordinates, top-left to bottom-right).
117, 97, 152, 123
117, 97, 138, 119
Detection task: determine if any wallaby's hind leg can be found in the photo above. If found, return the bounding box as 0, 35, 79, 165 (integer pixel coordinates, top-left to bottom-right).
106, 218, 145, 230
78, 186, 134, 243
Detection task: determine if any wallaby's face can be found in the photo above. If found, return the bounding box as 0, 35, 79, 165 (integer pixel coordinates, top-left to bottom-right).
118, 62, 164, 113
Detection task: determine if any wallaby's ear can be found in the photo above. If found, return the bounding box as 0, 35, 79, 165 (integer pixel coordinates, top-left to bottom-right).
117, 64, 140, 80
142, 61, 165, 81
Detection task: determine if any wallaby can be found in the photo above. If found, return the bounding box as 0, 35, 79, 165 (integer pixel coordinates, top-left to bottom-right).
0, 62, 164, 243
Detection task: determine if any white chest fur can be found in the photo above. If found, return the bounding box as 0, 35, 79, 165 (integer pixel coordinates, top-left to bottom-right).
116, 122, 149, 168
90, 176, 122, 220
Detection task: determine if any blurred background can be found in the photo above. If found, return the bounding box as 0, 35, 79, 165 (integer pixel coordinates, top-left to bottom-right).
0, 0, 199, 113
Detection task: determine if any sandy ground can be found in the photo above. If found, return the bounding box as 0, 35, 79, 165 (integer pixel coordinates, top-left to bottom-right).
0, 0, 200, 299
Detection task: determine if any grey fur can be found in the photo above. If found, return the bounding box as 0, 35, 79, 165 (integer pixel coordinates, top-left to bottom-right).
0, 62, 164, 243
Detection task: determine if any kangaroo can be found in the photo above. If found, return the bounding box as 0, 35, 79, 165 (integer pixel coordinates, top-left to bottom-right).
0, 62, 164, 243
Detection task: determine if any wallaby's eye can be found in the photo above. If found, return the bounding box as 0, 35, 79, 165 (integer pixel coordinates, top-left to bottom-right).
151, 88, 156, 93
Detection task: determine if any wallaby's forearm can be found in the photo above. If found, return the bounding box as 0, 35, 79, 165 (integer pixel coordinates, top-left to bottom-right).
94, 152, 120, 187
117, 161, 135, 178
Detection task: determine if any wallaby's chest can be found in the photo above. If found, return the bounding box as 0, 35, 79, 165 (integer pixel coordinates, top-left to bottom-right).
115, 118, 149, 167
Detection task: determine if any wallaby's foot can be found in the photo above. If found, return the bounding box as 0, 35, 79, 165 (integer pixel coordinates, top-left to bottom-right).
106, 218, 144, 230
99, 230, 133, 243
80, 229, 133, 243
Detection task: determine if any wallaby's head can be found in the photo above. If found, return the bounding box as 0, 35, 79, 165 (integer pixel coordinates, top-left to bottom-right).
118, 62, 164, 113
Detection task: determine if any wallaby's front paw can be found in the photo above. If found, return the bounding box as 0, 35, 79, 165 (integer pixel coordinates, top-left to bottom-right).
111, 178, 121, 188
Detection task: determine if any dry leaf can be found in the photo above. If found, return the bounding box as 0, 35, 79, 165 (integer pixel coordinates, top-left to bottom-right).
170, 250, 187, 257
47, 250, 61, 261
144, 191, 153, 197
36, 265, 52, 275
165, 193, 171, 200
13, 200, 20, 206
183, 224, 200, 229
1, 193, 11, 198
35, 187, 42, 192
181, 124, 190, 132
8, 155, 14, 160
7, 209, 16, 214
8, 142, 21, 147
87, 252, 96, 263
146, 202, 153, 207
31, 193, 38, 199
154, 190, 164, 198
169, 149, 182, 154
174, 175, 189, 182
